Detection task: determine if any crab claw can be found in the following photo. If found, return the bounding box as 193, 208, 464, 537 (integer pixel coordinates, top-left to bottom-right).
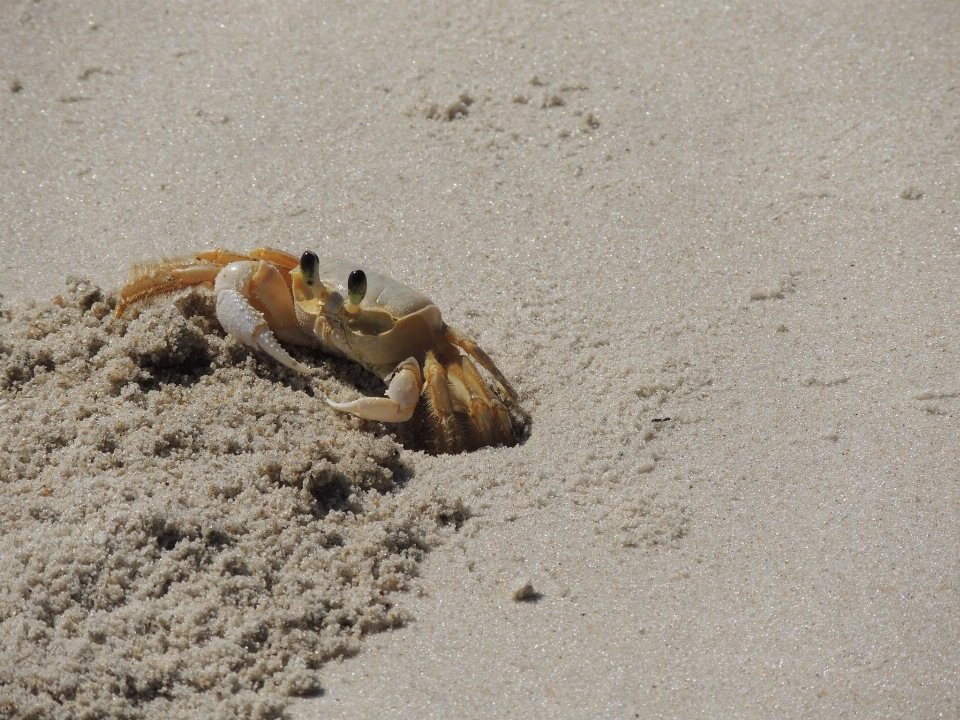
214, 262, 313, 374
327, 357, 421, 422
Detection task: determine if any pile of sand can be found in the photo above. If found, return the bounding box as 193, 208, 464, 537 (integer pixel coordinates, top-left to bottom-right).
0, 280, 466, 719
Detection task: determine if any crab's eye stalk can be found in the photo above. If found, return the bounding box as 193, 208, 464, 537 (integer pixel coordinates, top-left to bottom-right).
300, 251, 319, 285
347, 269, 367, 307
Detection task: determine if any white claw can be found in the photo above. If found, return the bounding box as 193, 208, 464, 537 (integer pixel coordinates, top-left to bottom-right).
327, 357, 421, 422
215, 263, 313, 373
250, 324, 313, 374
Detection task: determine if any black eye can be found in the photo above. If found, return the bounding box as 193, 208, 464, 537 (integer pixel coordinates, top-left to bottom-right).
347, 269, 367, 306
300, 251, 318, 285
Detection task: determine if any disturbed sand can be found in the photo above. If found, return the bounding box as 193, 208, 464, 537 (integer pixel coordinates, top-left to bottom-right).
0, 280, 471, 717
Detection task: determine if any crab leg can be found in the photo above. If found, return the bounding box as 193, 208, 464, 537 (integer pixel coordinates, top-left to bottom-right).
462, 355, 514, 446
423, 351, 461, 454
248, 247, 302, 269
115, 262, 222, 316
448, 355, 514, 448
327, 357, 422, 422
444, 327, 517, 400
445, 358, 494, 444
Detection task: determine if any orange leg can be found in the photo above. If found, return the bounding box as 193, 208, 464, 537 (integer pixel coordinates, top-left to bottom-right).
423, 351, 462, 454
444, 327, 517, 401
447, 355, 514, 449
117, 247, 305, 318
249, 247, 301, 269
195, 249, 259, 265
115, 261, 221, 317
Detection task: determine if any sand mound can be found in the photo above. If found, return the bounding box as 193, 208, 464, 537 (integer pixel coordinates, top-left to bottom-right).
0, 280, 464, 719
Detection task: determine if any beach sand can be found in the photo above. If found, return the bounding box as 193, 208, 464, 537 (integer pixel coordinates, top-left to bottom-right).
1, 1, 958, 717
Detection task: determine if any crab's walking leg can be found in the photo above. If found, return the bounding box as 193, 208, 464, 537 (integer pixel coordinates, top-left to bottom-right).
247, 247, 302, 269
214, 261, 313, 374
328, 357, 422, 422
423, 351, 462, 454
445, 357, 495, 444
448, 355, 514, 448
115, 262, 222, 316
444, 327, 517, 400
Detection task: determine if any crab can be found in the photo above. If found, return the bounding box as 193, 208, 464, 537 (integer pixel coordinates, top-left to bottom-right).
115, 247, 517, 453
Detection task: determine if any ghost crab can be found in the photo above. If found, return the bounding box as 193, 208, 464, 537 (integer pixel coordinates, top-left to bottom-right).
116, 247, 517, 453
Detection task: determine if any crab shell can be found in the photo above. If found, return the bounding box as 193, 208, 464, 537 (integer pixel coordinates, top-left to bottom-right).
290, 259, 445, 379
116, 247, 517, 453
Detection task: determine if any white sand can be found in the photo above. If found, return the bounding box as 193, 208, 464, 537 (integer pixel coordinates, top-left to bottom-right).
2, 1, 958, 718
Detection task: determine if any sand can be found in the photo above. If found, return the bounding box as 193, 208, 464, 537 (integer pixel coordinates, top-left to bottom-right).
1, 1, 958, 718
0, 280, 471, 718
